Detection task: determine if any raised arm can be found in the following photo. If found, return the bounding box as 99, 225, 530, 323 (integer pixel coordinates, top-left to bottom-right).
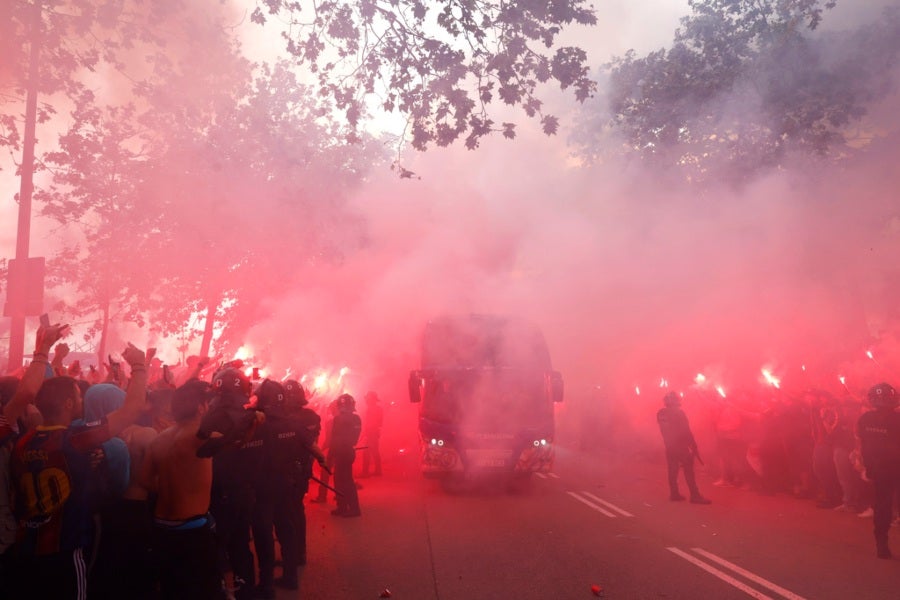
105, 343, 148, 437
3, 323, 66, 425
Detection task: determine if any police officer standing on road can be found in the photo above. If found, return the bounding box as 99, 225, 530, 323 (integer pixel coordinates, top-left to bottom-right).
279, 379, 323, 579
857, 382, 900, 559
203, 368, 264, 600
250, 379, 327, 597
657, 391, 711, 505
249, 380, 287, 599
331, 394, 362, 517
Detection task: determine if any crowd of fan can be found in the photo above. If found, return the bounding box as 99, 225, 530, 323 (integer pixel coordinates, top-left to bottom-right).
691, 387, 878, 515
683, 381, 900, 559
5, 321, 896, 600
0, 323, 365, 599
654, 379, 900, 561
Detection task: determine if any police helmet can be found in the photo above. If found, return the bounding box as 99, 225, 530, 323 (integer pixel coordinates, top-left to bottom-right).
868, 382, 898, 409
212, 367, 252, 397
336, 393, 356, 413
663, 391, 681, 407
283, 379, 308, 407
256, 379, 286, 413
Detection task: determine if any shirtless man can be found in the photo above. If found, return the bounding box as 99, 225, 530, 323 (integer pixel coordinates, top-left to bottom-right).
141, 379, 223, 599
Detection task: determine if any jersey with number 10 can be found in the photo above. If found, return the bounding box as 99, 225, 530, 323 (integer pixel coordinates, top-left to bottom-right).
11, 423, 105, 555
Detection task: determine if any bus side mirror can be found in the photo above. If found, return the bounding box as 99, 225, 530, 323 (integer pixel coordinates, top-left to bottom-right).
551, 371, 564, 403
409, 371, 422, 403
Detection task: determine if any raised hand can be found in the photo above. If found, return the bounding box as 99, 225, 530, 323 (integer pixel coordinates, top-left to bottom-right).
121, 342, 147, 370
53, 342, 70, 360
35, 322, 69, 355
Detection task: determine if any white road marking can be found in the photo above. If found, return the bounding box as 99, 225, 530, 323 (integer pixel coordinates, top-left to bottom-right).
581, 492, 634, 517
691, 548, 807, 600
669, 547, 807, 600
667, 547, 776, 600
534, 473, 547, 479
566, 491, 618, 518
548, 472, 560, 479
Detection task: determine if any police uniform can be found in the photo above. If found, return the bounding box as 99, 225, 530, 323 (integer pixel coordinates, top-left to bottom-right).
857, 383, 900, 559
277, 405, 321, 570
251, 380, 319, 596
331, 395, 362, 517
205, 376, 264, 600
270, 379, 322, 589
657, 392, 710, 504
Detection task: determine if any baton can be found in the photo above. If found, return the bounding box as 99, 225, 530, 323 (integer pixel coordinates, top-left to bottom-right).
310, 474, 342, 496
295, 456, 331, 476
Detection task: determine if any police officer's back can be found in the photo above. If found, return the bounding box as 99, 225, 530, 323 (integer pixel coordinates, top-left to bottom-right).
205, 368, 264, 600
284, 380, 322, 497
270, 380, 326, 588
331, 394, 362, 517
857, 382, 900, 559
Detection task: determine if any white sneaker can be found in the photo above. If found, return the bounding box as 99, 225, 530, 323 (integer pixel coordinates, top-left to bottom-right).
858, 508, 874, 518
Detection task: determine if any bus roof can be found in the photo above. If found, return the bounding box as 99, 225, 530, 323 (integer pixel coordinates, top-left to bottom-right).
420, 314, 552, 370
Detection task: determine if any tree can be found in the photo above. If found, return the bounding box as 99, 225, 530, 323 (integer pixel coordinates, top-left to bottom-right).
250, 0, 597, 155
40, 43, 381, 360
38, 93, 151, 363
3, 0, 600, 365
0, 0, 177, 168
1, 0, 180, 368
1, 1, 384, 363
124, 57, 381, 356
576, 1, 900, 184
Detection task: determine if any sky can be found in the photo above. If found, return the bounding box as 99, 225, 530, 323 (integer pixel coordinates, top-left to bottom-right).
2, 0, 900, 450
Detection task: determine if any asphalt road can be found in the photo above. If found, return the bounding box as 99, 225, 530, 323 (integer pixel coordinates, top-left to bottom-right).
279, 447, 900, 599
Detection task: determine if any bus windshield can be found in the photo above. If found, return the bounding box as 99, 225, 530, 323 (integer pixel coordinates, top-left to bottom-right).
421, 315, 552, 370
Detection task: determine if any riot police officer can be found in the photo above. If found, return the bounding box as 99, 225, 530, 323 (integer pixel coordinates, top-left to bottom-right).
254, 379, 325, 592
249, 379, 288, 599
857, 382, 900, 559
278, 379, 323, 580
331, 393, 362, 517
657, 391, 711, 504
205, 368, 264, 600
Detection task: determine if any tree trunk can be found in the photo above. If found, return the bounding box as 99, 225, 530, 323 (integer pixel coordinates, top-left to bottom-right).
199, 295, 218, 358
97, 298, 110, 371
6, 3, 42, 372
